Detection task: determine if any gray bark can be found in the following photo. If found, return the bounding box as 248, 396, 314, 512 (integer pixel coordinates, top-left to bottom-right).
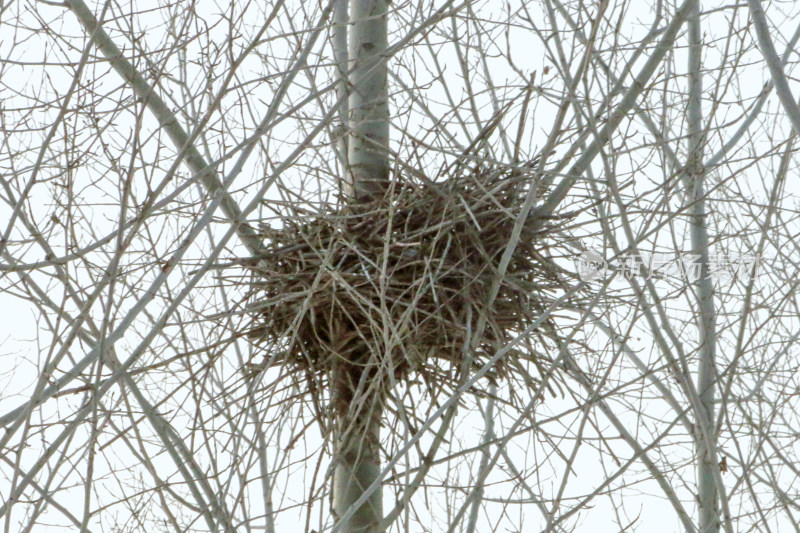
332, 1, 390, 532
346, 0, 390, 202
687, 4, 721, 532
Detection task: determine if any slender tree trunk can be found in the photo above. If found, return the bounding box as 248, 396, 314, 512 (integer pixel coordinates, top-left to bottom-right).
687, 3, 720, 532
331, 1, 389, 531
331, 361, 384, 533
346, 0, 390, 203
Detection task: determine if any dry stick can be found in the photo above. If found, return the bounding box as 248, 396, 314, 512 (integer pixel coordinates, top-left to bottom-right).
479, 0, 604, 354
446, 275, 696, 533
0, 0, 273, 428
469, 3, 514, 160
376, 311, 478, 531
464, 385, 496, 533
587, 138, 730, 531
202, 232, 280, 533
730, 137, 796, 405
345, 119, 512, 533
332, 0, 350, 193
496, 450, 570, 533
74, 1, 337, 528
550, 0, 800, 405
527, 7, 619, 526
708, 148, 798, 533
0, 99, 339, 518
549, 0, 800, 187
100, 10, 488, 528
331, 2, 494, 531
0, 457, 87, 532
0, 2, 472, 275
545, 0, 695, 455
0, 166, 246, 522
729, 395, 800, 527
0, 4, 121, 524
418, 32, 473, 142
0, 197, 226, 521
0, 0, 114, 262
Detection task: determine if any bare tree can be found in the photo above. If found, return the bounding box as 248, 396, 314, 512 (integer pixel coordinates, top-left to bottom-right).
3, 1, 800, 532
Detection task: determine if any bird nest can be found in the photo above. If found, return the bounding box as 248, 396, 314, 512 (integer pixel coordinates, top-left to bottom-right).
239, 167, 574, 412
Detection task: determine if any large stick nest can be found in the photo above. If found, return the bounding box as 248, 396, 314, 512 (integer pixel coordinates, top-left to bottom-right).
239, 165, 576, 401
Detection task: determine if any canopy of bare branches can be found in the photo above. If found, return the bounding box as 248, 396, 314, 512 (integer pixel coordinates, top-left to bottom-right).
5, 0, 800, 532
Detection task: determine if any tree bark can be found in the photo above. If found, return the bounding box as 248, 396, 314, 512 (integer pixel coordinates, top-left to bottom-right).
687, 3, 720, 532
332, 1, 390, 531
332, 358, 384, 533
346, 0, 390, 203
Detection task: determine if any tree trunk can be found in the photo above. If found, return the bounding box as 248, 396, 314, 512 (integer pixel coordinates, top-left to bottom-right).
331, 356, 384, 533
331, 0, 389, 531
687, 3, 720, 532
346, 0, 390, 204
